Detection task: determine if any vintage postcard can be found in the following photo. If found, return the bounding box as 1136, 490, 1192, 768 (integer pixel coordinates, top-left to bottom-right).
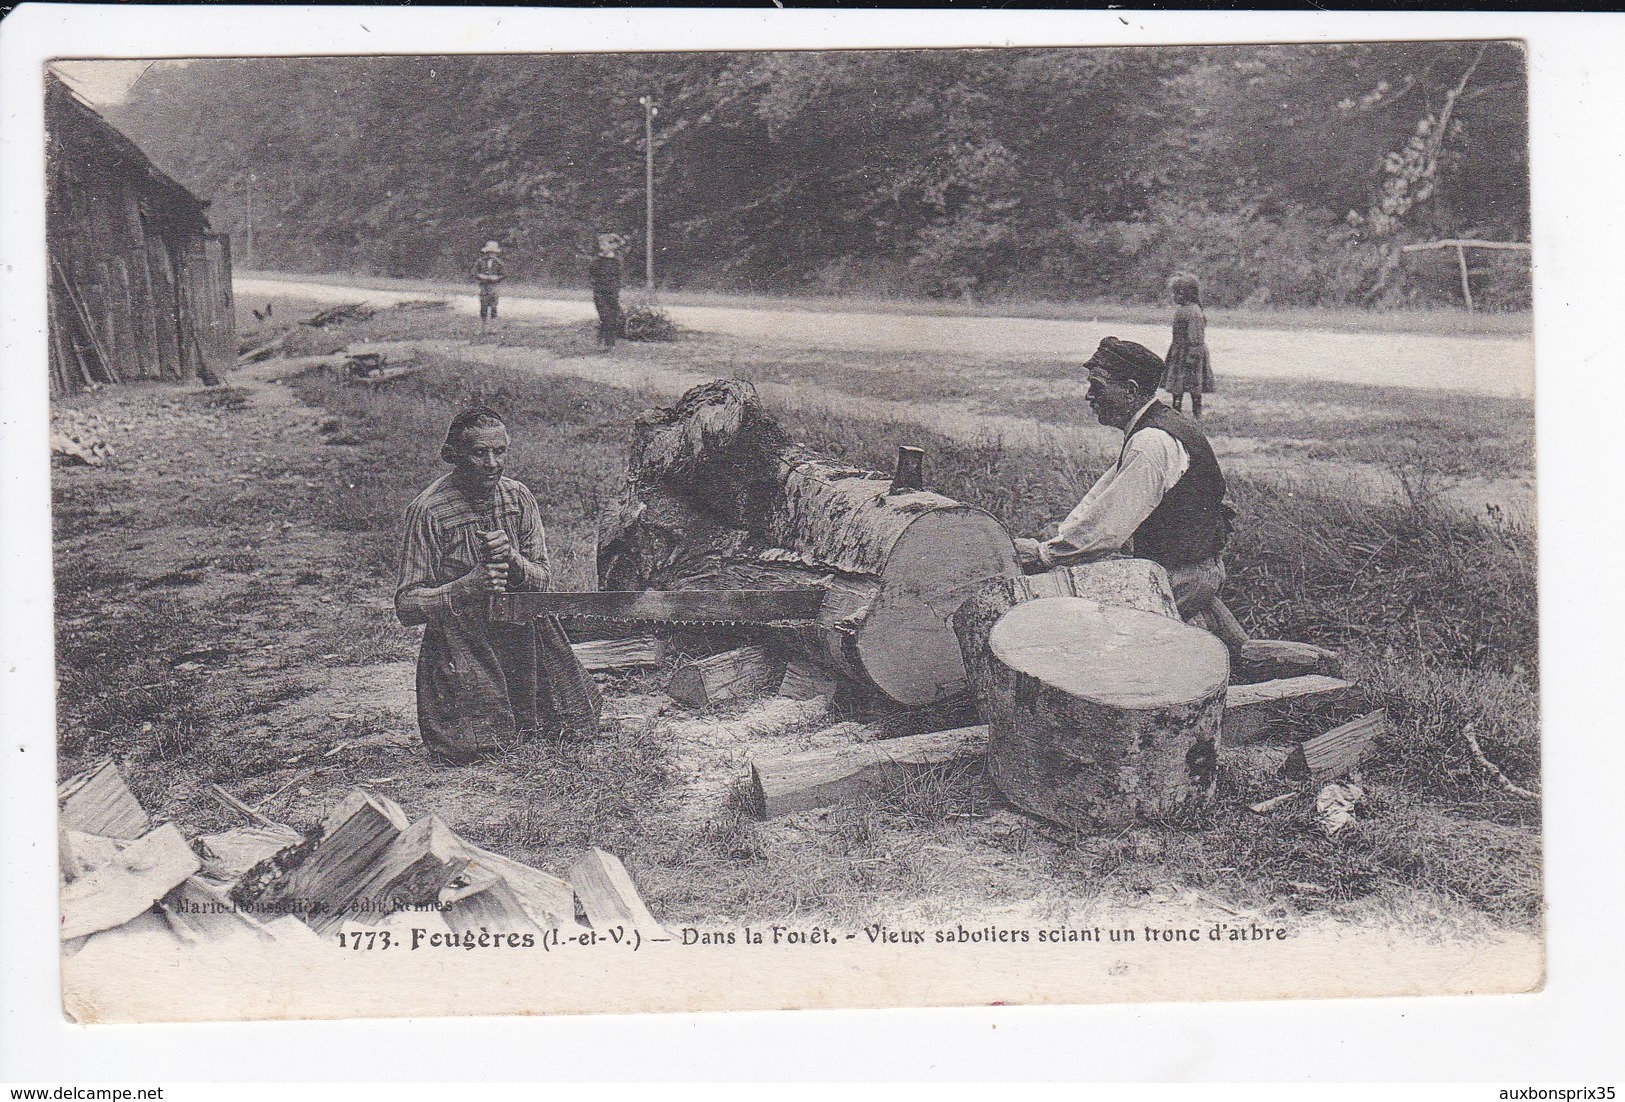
29, 19, 1547, 1026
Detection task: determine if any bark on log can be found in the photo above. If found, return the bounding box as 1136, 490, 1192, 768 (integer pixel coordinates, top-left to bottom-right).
1238, 639, 1342, 680
954, 560, 1179, 717
983, 597, 1229, 830
598, 380, 1018, 706
571, 636, 667, 672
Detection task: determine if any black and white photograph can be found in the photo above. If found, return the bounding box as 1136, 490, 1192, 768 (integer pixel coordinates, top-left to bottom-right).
14, 11, 1572, 1032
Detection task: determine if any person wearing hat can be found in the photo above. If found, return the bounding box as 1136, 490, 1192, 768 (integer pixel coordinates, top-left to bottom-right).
588, 233, 626, 349
472, 241, 506, 326
1014, 337, 1238, 633
395, 407, 601, 764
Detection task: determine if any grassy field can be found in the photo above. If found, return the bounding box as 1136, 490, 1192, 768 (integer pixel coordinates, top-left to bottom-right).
53, 303, 1541, 936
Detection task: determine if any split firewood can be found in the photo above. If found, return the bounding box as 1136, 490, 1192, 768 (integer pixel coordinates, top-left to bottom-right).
60, 823, 200, 940
460, 841, 577, 929
58, 759, 150, 839
982, 597, 1229, 830
953, 560, 1180, 715
441, 870, 545, 938
160, 876, 277, 943
666, 645, 784, 709
196, 824, 303, 881
597, 380, 1019, 707
334, 814, 474, 934
1222, 675, 1354, 746
748, 724, 989, 819
570, 636, 667, 672
1237, 639, 1342, 680
239, 790, 408, 930
777, 658, 836, 701
60, 830, 128, 882
569, 848, 667, 937
1284, 710, 1386, 786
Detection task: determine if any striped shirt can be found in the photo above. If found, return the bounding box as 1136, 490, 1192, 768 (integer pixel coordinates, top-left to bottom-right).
395, 473, 550, 626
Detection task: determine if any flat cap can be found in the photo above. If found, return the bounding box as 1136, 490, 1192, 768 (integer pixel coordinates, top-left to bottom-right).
1085, 337, 1165, 393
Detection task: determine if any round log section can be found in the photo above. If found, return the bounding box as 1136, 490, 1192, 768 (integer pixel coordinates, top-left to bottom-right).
597, 380, 1018, 707
953, 559, 1179, 715
984, 596, 1228, 830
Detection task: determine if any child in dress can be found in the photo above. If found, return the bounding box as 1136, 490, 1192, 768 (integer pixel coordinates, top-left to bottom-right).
1163, 273, 1214, 419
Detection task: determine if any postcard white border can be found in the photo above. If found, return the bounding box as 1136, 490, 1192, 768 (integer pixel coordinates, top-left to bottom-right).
3, 5, 1622, 1081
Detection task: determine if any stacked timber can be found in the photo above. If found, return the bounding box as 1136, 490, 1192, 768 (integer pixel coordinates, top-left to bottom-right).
58, 760, 667, 954
597, 380, 1020, 708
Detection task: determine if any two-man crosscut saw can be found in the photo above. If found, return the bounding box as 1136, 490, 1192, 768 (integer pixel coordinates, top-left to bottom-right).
488, 588, 825, 630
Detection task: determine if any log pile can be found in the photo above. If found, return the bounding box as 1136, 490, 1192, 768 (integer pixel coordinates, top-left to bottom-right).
597, 380, 1020, 710
59, 760, 667, 955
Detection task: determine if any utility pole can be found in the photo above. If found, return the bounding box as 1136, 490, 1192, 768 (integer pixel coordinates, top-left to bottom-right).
245, 171, 256, 270
638, 95, 658, 291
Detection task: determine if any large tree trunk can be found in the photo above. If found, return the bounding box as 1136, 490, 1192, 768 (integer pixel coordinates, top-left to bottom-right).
982, 596, 1229, 830
598, 381, 1018, 707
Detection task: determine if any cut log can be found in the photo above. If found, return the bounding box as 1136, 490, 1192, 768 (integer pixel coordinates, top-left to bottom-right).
983, 597, 1229, 830
569, 848, 667, 936
570, 636, 667, 672
954, 559, 1180, 716
597, 380, 1019, 707
460, 842, 577, 929
1238, 639, 1342, 679
666, 645, 784, 709
1222, 675, 1355, 746
777, 657, 836, 701
337, 814, 473, 933
749, 724, 988, 819
60, 823, 200, 940
196, 824, 303, 881
58, 759, 150, 839
1284, 710, 1385, 786
244, 790, 408, 930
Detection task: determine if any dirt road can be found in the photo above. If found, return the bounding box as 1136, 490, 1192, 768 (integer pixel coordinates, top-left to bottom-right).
237, 276, 1535, 399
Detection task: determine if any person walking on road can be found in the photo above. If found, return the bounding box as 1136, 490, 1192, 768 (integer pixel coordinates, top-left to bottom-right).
589, 233, 626, 350
1163, 273, 1215, 419
473, 241, 506, 332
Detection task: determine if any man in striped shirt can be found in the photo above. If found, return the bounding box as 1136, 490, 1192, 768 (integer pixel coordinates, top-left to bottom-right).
395, 407, 599, 763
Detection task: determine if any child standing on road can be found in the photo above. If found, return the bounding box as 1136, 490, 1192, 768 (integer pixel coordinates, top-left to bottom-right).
473, 241, 505, 331
1163, 273, 1215, 419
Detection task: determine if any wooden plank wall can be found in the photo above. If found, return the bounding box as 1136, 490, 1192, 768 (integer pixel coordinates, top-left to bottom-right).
46, 94, 236, 395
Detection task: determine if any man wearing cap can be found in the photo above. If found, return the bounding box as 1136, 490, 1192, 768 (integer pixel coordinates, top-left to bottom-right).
1014, 337, 1237, 635
472, 241, 505, 326
395, 407, 600, 764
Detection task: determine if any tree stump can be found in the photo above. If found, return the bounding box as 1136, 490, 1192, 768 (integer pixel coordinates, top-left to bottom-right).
953, 559, 1179, 717
984, 597, 1229, 830
597, 380, 1019, 706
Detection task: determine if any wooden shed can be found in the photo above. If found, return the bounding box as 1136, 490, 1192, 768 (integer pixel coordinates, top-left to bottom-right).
46, 73, 235, 395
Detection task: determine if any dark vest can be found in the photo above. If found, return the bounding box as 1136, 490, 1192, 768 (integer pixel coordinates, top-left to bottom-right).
1126, 403, 1229, 567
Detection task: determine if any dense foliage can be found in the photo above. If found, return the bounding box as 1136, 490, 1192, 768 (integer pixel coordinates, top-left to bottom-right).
108, 44, 1530, 308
